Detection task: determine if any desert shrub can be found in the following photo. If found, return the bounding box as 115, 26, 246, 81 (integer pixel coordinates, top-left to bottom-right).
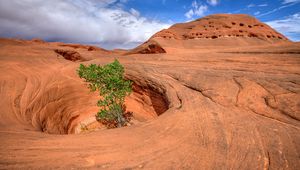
78, 59, 132, 128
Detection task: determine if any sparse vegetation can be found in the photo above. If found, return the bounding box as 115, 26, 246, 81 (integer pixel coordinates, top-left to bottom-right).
80, 123, 88, 131
78, 59, 132, 128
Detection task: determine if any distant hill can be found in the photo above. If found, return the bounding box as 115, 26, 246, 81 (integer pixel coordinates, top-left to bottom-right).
128, 14, 290, 54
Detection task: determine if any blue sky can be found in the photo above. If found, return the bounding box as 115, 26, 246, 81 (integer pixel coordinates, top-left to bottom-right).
124, 0, 299, 23
0, 0, 299, 49
122, 0, 300, 42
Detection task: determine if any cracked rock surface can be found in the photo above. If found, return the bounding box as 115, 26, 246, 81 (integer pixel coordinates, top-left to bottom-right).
0, 13, 300, 169
0, 37, 299, 169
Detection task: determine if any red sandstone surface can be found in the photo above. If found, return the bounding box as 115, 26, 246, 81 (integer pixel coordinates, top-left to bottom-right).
0, 14, 299, 169
153, 14, 288, 43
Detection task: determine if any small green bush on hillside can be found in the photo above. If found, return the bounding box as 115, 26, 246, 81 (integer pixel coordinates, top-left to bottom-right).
78, 59, 132, 128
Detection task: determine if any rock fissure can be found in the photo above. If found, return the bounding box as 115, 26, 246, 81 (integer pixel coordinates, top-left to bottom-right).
233, 77, 243, 106
0, 13, 299, 169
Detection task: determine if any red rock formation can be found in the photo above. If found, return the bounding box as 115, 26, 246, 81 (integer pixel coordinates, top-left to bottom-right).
54, 49, 84, 61
0, 14, 299, 169
152, 14, 289, 43
57, 43, 108, 52
30, 38, 46, 43
128, 14, 291, 54
126, 40, 166, 54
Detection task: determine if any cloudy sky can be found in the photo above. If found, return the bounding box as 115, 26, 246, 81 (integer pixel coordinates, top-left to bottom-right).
0, 0, 299, 49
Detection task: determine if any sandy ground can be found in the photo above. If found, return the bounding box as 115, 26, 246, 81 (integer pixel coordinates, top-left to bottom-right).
0, 38, 299, 169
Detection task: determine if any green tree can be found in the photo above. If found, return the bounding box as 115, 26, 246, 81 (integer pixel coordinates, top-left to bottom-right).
78, 59, 132, 128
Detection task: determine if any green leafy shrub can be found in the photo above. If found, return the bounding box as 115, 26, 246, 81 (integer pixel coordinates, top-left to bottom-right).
78, 59, 132, 128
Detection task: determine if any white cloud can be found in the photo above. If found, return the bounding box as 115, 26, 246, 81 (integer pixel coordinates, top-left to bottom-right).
185, 9, 194, 19
258, 4, 268, 7
257, 2, 298, 17
248, 3, 268, 8
266, 13, 300, 41
184, 1, 208, 19
192, 1, 198, 8
254, 11, 260, 15
247, 4, 255, 8
194, 5, 208, 16
130, 8, 140, 17
0, 0, 170, 49
207, 0, 220, 6
282, 0, 300, 4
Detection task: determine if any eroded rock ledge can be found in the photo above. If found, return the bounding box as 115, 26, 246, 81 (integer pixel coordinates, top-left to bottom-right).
54, 49, 86, 61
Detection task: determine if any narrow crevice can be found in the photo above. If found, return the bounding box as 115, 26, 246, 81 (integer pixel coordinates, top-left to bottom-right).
233, 77, 242, 106
247, 107, 300, 129
66, 115, 80, 134
267, 151, 271, 170
287, 80, 299, 85
254, 81, 276, 103
163, 74, 219, 105
263, 96, 299, 121
176, 92, 183, 109
182, 84, 216, 103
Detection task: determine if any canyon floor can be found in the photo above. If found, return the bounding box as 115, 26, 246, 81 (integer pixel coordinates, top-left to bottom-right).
0, 38, 299, 169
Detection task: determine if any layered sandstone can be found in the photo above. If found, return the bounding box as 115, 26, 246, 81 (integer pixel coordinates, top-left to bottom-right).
0, 14, 299, 169
128, 14, 291, 54
153, 14, 289, 43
